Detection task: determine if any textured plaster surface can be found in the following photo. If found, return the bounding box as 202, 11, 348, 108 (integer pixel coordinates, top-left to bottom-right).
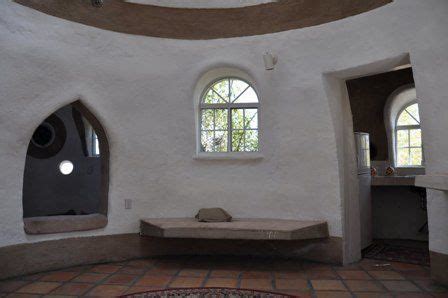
0, 0, 448, 260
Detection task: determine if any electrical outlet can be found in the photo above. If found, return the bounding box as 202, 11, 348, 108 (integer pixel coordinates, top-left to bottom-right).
124, 199, 132, 209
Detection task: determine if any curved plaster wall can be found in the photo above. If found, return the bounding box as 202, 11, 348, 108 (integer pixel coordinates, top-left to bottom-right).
1, 0, 448, 269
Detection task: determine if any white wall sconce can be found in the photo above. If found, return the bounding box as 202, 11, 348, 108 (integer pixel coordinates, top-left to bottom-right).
263, 52, 278, 70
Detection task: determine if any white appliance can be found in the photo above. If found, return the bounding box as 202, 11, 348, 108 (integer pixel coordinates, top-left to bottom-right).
355, 132, 372, 249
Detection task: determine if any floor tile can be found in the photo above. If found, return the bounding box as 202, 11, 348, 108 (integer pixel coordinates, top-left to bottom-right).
306, 270, 338, 279
354, 293, 393, 298
314, 291, 352, 298
5, 294, 41, 298
241, 271, 271, 279
414, 279, 448, 292
204, 278, 238, 288
126, 259, 157, 268
344, 280, 384, 292
380, 280, 421, 292
124, 286, 162, 295
40, 272, 79, 282
49, 283, 93, 296
275, 278, 309, 290
311, 280, 347, 291
0, 281, 29, 293
90, 265, 121, 274
118, 266, 147, 275
134, 275, 171, 287
402, 270, 432, 280
360, 259, 393, 271
390, 262, 424, 271
145, 267, 179, 276
275, 290, 312, 297
240, 278, 273, 291
169, 277, 203, 288
71, 273, 108, 283
209, 270, 241, 278
177, 269, 209, 278
86, 285, 128, 296
337, 270, 371, 280
368, 270, 405, 280
16, 282, 61, 294
274, 271, 307, 279
104, 274, 138, 285
394, 294, 434, 298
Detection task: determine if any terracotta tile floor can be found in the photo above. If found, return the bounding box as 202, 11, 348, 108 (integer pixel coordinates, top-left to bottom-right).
0, 256, 447, 297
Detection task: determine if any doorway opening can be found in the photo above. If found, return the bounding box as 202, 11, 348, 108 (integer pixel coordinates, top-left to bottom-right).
22, 101, 109, 234
346, 66, 429, 266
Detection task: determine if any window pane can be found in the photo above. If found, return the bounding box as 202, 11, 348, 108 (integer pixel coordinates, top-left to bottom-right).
214, 131, 228, 152
94, 136, 100, 156
244, 130, 259, 152
397, 107, 419, 126
232, 109, 244, 129
410, 129, 422, 147
200, 131, 214, 152
212, 79, 230, 102
203, 89, 226, 104
230, 79, 249, 102
244, 109, 258, 129
410, 148, 423, 166
201, 109, 214, 130
214, 109, 228, 130
406, 103, 420, 123
234, 86, 258, 103
397, 130, 409, 148
397, 148, 410, 166
231, 130, 245, 152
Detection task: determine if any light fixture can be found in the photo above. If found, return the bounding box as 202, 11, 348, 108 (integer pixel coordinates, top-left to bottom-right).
263, 52, 278, 70
59, 160, 74, 175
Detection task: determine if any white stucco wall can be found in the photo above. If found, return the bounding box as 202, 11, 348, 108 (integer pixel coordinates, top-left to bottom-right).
0, 0, 447, 259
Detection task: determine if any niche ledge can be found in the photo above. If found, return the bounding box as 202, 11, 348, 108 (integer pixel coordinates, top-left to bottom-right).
24, 214, 107, 235
415, 175, 448, 191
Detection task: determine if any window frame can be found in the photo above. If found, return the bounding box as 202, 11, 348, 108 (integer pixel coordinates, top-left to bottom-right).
198, 76, 260, 154
394, 101, 424, 168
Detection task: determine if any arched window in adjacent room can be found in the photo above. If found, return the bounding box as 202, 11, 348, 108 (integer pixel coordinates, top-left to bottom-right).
384, 85, 424, 169
395, 102, 423, 167
199, 78, 259, 153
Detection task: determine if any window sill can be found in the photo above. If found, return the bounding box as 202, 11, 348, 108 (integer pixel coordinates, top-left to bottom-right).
23, 214, 107, 235
193, 152, 263, 160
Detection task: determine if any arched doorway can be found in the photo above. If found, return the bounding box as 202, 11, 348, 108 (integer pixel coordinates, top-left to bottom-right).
23, 100, 109, 234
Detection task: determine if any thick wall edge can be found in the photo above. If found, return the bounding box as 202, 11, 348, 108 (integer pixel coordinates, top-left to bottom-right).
0, 234, 342, 280
14, 0, 392, 40
23, 214, 108, 234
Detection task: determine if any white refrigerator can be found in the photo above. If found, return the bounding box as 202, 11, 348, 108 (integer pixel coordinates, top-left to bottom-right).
355, 132, 373, 249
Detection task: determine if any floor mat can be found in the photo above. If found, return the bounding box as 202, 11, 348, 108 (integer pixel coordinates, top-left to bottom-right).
363, 239, 430, 266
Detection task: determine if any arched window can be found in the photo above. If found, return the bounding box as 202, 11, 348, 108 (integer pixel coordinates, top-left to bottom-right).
199, 77, 259, 153
395, 102, 423, 167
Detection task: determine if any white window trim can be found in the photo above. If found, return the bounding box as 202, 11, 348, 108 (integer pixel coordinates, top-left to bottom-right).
193, 67, 263, 160
384, 84, 425, 170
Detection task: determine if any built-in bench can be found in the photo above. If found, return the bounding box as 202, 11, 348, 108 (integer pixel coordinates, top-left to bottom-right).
140, 218, 329, 240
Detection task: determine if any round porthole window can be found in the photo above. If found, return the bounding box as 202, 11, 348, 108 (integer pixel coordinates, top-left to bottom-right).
31, 122, 55, 148
59, 160, 74, 175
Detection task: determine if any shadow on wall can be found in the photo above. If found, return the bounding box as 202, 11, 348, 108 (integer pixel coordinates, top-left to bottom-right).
22, 101, 109, 226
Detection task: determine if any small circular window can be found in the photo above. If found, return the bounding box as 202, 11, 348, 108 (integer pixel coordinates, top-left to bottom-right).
59, 160, 74, 175
31, 122, 55, 148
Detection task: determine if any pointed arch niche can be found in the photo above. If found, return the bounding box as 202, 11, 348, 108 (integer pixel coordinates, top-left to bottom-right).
23, 100, 109, 234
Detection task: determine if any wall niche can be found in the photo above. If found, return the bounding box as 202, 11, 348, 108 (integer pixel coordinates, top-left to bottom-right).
22, 101, 109, 234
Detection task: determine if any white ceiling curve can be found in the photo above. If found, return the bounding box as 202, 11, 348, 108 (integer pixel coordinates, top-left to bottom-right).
125, 0, 277, 9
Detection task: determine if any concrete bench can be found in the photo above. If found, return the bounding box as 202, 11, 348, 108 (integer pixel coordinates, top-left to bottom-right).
140, 218, 329, 240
